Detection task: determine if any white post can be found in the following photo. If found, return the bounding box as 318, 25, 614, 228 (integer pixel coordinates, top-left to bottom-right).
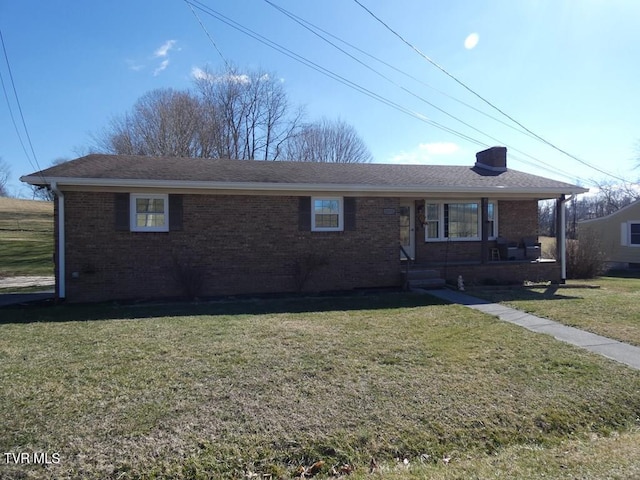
559, 195, 567, 284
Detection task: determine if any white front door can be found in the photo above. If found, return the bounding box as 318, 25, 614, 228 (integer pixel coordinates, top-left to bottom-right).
399, 202, 415, 260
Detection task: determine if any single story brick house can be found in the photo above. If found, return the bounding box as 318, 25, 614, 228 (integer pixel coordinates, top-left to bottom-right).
21, 147, 587, 303
578, 199, 640, 269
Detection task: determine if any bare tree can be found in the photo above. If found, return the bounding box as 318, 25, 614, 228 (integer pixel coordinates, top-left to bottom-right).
285, 118, 373, 163
0, 158, 10, 197
96, 88, 202, 157
95, 67, 304, 161
538, 200, 555, 236
194, 66, 303, 160
31, 158, 70, 201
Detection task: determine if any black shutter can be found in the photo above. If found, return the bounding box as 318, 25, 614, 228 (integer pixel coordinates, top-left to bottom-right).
298, 196, 311, 231
344, 197, 356, 231
115, 193, 130, 231
169, 194, 183, 231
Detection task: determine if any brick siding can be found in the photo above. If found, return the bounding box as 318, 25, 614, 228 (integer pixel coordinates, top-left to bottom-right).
62, 192, 401, 302
434, 261, 561, 286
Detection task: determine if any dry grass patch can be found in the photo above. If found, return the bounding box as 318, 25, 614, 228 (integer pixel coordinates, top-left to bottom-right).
0, 198, 53, 277
472, 275, 640, 346
1, 294, 639, 479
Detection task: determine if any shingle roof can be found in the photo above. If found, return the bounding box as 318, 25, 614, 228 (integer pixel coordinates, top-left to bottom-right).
21, 154, 587, 197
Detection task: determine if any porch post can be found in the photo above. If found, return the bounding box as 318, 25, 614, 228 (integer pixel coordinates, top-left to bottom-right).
481, 197, 489, 264
557, 195, 567, 284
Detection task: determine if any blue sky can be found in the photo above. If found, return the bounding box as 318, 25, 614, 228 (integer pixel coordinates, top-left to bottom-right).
1, 0, 639, 197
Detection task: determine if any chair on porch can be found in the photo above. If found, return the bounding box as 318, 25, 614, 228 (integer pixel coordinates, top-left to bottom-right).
522, 236, 542, 259
496, 237, 523, 261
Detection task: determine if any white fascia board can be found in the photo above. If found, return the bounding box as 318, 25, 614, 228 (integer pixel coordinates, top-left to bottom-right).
19, 175, 589, 197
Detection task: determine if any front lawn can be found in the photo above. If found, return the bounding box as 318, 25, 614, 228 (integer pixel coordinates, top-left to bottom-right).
471, 274, 640, 347
1, 293, 639, 479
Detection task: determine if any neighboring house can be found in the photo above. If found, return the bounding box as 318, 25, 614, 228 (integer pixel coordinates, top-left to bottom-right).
21, 147, 587, 303
578, 199, 640, 269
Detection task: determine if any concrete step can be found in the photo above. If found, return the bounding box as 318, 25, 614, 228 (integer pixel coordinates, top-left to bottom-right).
408, 277, 446, 289
406, 269, 441, 281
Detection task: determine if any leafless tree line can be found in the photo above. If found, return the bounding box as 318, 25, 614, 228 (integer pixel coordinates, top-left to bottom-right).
94, 66, 372, 164
539, 180, 640, 238
0, 158, 9, 196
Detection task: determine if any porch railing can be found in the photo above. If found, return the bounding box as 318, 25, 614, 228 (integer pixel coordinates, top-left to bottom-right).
400, 244, 413, 289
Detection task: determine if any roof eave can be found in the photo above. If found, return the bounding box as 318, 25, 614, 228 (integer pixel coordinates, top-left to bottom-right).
19, 175, 588, 197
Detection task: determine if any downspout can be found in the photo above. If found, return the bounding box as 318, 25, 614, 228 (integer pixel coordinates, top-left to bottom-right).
558, 193, 576, 284
50, 182, 65, 299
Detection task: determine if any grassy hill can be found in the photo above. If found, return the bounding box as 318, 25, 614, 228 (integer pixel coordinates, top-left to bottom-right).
0, 197, 54, 277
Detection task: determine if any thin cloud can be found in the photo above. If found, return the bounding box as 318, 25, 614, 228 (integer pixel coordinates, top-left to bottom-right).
126, 59, 145, 72
388, 142, 460, 164
190, 67, 250, 84
127, 40, 178, 75
191, 67, 214, 81
153, 59, 170, 76
154, 40, 177, 58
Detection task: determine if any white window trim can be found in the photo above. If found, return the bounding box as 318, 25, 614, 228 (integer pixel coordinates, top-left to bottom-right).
311, 196, 344, 232
627, 221, 640, 247
424, 200, 498, 242
130, 193, 169, 232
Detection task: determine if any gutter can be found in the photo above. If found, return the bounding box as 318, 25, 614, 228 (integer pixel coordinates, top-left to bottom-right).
50, 182, 65, 300
20, 176, 590, 197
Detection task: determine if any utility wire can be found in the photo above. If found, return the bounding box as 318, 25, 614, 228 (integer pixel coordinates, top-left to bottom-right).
0, 28, 42, 174
262, 0, 588, 184
184, 0, 231, 69
186, 0, 488, 148
352, 0, 628, 183
188, 1, 590, 184
263, 0, 535, 141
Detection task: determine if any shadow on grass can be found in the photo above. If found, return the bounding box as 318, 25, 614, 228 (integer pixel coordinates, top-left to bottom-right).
0, 289, 449, 325
469, 284, 584, 303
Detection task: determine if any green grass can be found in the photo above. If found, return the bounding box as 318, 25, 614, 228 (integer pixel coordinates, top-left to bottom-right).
471, 274, 640, 347
0, 198, 54, 277
1, 293, 639, 479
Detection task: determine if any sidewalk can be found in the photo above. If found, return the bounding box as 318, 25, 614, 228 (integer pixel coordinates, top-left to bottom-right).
0, 276, 55, 307
425, 288, 640, 371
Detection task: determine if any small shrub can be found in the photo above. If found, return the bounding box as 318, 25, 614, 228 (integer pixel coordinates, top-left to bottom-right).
566, 230, 606, 279
294, 253, 329, 291
544, 231, 605, 279
170, 253, 206, 299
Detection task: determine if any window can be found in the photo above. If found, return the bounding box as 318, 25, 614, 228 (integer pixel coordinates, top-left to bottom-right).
487, 202, 496, 238
425, 203, 440, 239
130, 194, 169, 232
425, 200, 497, 241
445, 203, 479, 238
630, 223, 640, 246
311, 197, 343, 231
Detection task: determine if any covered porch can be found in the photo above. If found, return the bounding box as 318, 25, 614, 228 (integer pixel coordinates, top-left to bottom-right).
399, 194, 571, 286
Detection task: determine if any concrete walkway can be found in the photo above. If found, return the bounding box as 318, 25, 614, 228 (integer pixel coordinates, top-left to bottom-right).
425, 288, 640, 371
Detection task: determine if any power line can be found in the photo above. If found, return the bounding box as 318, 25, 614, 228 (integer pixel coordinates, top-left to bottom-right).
263, 0, 536, 141
262, 0, 589, 184
351, 0, 629, 184
0, 28, 42, 174
184, 0, 230, 69
186, 0, 488, 148
188, 1, 592, 184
